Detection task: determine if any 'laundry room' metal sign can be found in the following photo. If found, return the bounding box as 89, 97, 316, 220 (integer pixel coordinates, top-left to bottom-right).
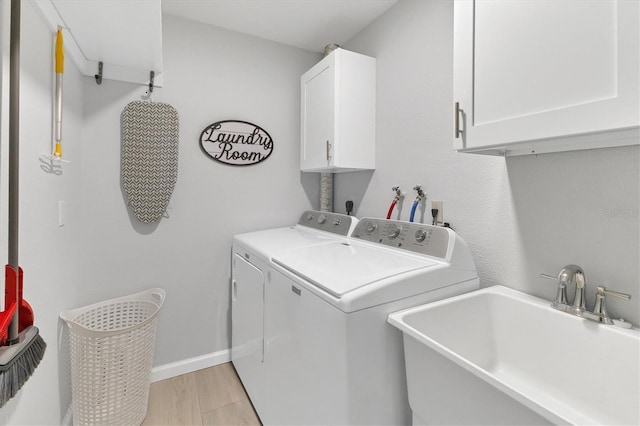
199, 120, 274, 166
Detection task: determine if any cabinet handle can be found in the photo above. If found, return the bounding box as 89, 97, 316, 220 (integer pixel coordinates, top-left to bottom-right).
455, 102, 463, 139
326, 140, 331, 161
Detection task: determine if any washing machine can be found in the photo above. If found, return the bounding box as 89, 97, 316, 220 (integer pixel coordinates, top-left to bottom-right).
231, 210, 359, 418
262, 217, 480, 425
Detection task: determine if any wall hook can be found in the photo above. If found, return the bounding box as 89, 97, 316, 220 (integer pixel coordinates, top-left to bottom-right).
95, 61, 103, 85
149, 70, 155, 93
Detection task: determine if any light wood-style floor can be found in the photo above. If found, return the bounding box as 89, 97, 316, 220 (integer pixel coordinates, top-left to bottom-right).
142, 362, 262, 425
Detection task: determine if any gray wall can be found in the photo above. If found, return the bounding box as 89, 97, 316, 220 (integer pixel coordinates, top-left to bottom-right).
2, 8, 320, 425
2, 0, 638, 423
79, 15, 320, 367
337, 0, 639, 323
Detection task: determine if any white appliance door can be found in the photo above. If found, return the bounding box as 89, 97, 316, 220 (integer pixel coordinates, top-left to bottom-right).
263, 268, 349, 425
231, 253, 265, 413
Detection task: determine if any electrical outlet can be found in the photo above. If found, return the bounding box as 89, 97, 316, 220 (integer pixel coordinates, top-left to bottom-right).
345, 199, 355, 215
431, 200, 443, 224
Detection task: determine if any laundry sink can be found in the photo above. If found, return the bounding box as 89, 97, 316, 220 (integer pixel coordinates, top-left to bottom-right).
388, 285, 640, 425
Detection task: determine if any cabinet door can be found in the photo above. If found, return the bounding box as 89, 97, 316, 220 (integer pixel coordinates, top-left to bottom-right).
301, 61, 335, 170
454, 0, 639, 152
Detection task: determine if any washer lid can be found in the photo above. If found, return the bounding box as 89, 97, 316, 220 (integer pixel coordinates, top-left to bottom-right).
233, 226, 341, 260
272, 241, 437, 298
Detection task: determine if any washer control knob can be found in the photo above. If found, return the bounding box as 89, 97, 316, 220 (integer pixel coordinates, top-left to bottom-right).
333, 218, 341, 226
415, 229, 427, 242
306, 213, 314, 221
388, 224, 402, 239
366, 221, 378, 233
317, 214, 327, 224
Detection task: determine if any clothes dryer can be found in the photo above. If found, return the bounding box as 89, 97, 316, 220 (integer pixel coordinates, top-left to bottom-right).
231, 210, 358, 417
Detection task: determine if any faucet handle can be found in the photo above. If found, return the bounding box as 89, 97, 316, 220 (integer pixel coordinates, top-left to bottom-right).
540, 273, 557, 281
591, 286, 631, 325
599, 287, 631, 300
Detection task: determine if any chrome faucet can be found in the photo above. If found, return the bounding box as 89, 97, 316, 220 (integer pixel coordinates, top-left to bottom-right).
541, 265, 631, 325
541, 264, 585, 314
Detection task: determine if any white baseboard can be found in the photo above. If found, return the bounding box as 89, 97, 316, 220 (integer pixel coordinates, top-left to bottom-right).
150, 349, 231, 383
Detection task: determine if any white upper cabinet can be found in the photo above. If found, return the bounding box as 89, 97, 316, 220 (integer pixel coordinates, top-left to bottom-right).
34, 0, 162, 86
301, 48, 375, 172
453, 0, 639, 156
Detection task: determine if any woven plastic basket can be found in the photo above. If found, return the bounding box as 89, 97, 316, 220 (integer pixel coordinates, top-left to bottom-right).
60, 288, 165, 426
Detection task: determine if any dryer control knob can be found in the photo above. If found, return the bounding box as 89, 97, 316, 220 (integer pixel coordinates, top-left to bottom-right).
388, 224, 402, 239
317, 214, 327, 224
306, 213, 314, 221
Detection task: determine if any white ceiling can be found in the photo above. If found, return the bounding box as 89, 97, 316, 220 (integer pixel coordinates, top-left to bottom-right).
161, 0, 398, 53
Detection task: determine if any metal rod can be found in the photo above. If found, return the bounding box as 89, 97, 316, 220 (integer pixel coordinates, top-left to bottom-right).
9, 0, 20, 268
8, 0, 21, 343
53, 27, 63, 158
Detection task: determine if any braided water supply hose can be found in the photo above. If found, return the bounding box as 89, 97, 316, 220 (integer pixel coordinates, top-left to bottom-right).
409, 185, 426, 222
386, 186, 402, 219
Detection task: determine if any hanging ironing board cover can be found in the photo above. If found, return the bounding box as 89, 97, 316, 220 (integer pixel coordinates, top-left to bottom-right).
121, 101, 179, 223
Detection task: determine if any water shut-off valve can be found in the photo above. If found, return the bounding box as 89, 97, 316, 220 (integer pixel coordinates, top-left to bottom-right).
413, 185, 425, 201
387, 186, 403, 220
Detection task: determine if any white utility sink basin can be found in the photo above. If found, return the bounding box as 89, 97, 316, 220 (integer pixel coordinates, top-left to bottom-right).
388, 285, 640, 425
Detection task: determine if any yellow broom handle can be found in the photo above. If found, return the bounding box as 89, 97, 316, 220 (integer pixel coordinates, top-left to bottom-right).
54, 28, 63, 157
55, 28, 64, 73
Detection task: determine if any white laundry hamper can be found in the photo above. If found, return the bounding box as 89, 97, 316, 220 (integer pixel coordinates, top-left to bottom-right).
60, 288, 166, 426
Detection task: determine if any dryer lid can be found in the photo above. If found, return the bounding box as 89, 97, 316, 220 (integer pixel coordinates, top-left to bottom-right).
234, 226, 340, 260
272, 241, 437, 298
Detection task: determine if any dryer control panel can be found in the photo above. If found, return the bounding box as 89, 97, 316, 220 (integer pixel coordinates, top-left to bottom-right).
351, 218, 450, 259
297, 210, 357, 236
